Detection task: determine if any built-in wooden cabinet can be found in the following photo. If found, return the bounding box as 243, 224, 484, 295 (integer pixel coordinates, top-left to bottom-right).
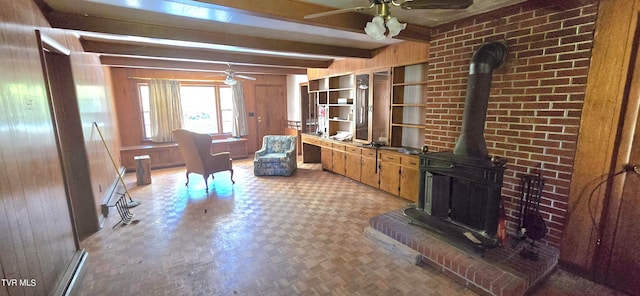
390, 62, 428, 149
302, 134, 420, 202
309, 62, 426, 149
308, 74, 355, 137
303, 62, 426, 201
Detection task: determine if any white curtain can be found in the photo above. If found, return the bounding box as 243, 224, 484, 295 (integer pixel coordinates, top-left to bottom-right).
231, 81, 248, 137
149, 79, 183, 142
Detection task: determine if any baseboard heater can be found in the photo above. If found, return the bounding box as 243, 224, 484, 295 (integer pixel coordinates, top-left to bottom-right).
53, 250, 88, 296
100, 166, 126, 223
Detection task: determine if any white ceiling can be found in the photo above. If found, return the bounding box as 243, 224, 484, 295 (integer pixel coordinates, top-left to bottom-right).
39, 0, 526, 74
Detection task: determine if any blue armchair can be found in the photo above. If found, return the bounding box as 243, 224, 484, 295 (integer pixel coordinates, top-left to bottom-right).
254, 135, 297, 176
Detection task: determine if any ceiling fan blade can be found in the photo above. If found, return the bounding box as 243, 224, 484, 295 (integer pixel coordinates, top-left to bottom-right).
304, 4, 375, 19
236, 74, 256, 81
400, 0, 473, 10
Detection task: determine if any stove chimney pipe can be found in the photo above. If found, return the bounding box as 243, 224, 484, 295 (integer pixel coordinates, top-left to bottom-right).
453, 42, 508, 159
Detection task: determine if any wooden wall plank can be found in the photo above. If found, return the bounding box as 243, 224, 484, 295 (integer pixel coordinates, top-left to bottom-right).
560, 0, 637, 272
307, 41, 430, 79
0, 0, 120, 293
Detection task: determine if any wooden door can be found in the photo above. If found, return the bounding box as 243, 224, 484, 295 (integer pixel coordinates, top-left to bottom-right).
604, 127, 640, 294
595, 20, 640, 295
600, 35, 640, 294
400, 166, 420, 203
345, 147, 362, 181
321, 146, 333, 171
379, 160, 400, 196
256, 85, 286, 143
332, 144, 346, 176
361, 150, 379, 188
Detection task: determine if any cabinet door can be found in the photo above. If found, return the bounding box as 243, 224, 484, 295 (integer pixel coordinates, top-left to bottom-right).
400, 166, 420, 203
361, 154, 379, 188
379, 160, 400, 196
345, 151, 362, 181
355, 73, 370, 142
321, 146, 333, 171
332, 149, 346, 175
372, 70, 391, 145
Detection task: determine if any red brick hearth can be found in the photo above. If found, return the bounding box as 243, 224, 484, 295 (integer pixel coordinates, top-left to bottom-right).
370, 209, 558, 296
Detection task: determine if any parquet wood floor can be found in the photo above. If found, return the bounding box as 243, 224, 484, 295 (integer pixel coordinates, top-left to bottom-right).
78, 159, 626, 296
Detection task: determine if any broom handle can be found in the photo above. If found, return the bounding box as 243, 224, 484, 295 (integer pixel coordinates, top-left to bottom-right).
93, 122, 134, 202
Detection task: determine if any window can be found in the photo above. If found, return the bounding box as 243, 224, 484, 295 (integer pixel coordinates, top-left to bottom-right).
138, 83, 233, 139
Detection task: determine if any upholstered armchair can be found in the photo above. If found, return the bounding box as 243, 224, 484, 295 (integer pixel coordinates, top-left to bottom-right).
254, 135, 297, 176
173, 129, 234, 191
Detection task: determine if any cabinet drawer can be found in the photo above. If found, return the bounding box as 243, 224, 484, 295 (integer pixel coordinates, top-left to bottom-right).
332, 143, 346, 151
308, 138, 322, 146
362, 149, 377, 158
302, 134, 322, 146
320, 139, 333, 148
401, 156, 419, 167
346, 146, 361, 154
380, 153, 400, 163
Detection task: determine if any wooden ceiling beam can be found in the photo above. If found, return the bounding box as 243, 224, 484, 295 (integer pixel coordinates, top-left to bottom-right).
81, 40, 332, 69
193, 0, 431, 42
99, 56, 308, 75
46, 12, 374, 59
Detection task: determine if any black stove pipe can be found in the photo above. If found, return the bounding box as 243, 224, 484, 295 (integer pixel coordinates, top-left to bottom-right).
453, 42, 508, 159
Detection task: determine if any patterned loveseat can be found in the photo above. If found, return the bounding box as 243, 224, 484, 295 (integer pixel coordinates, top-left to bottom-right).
253, 135, 297, 176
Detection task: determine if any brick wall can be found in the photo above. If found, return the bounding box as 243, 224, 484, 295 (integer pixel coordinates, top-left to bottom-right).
425, 2, 598, 247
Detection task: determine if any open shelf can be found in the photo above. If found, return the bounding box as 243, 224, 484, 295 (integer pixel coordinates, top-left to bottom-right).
308, 73, 356, 137
390, 62, 428, 148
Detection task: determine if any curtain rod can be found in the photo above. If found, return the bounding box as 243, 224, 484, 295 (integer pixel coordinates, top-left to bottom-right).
128, 76, 224, 83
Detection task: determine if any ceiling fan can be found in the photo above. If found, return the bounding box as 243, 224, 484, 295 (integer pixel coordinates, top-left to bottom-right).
304, 0, 473, 39
209, 64, 257, 85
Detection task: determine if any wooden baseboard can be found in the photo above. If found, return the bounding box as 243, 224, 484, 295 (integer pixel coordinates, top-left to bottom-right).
558, 259, 596, 281
53, 250, 88, 296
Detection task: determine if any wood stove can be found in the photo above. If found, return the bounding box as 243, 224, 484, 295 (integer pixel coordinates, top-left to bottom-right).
404, 42, 508, 250
405, 152, 506, 248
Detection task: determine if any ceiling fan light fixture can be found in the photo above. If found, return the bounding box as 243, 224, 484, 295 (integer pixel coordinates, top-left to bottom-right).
364, 16, 386, 40
364, 15, 406, 40
224, 76, 237, 85
386, 16, 407, 38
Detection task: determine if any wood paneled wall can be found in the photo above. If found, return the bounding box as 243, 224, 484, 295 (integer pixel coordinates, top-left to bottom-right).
307, 41, 430, 78
0, 0, 120, 294
110, 67, 287, 156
